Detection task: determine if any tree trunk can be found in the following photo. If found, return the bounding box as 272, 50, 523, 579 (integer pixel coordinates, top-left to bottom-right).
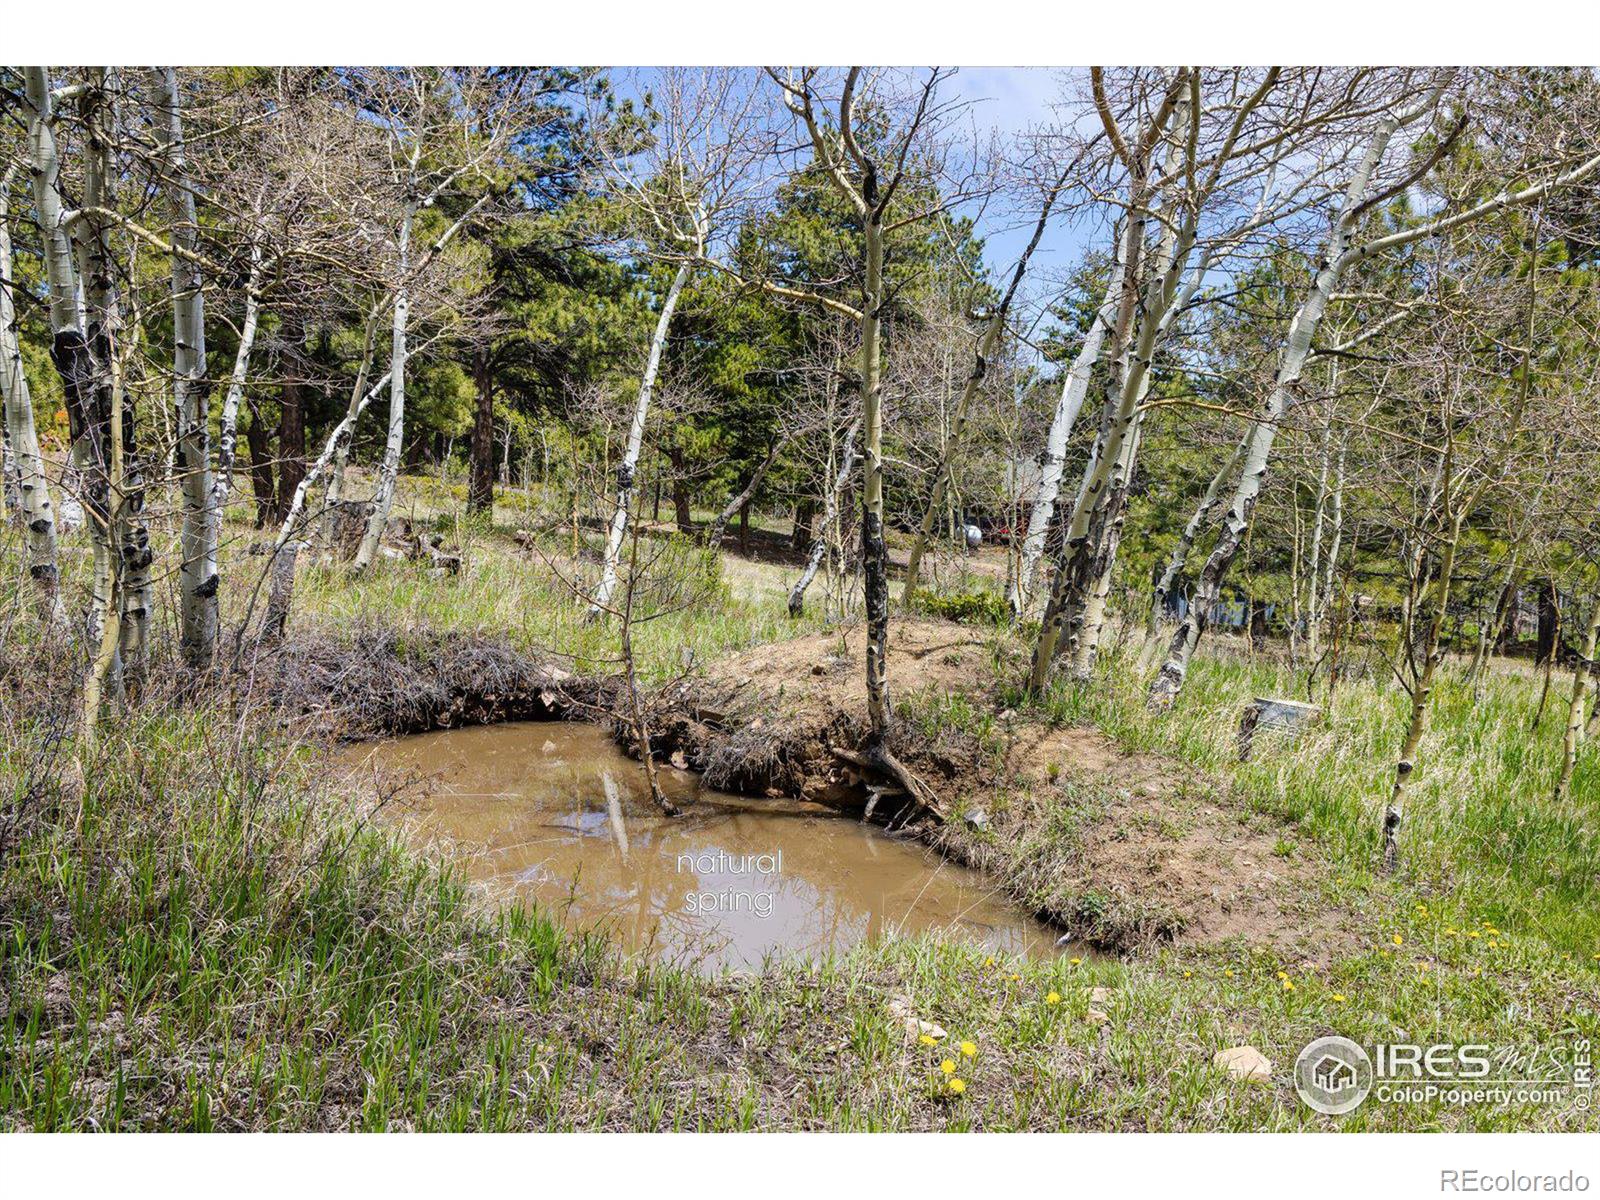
244, 406, 276, 529
1149, 434, 1246, 633
1554, 595, 1599, 803
790, 418, 859, 618
213, 240, 263, 536
861, 193, 891, 743
0, 168, 61, 616
1383, 515, 1462, 873
1010, 239, 1126, 616
706, 433, 793, 553
354, 201, 416, 572
27, 68, 127, 687
275, 326, 307, 525
148, 68, 218, 670
590, 260, 691, 617
468, 345, 496, 515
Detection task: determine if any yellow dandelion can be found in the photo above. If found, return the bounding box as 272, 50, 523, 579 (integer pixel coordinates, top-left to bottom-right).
1224, 969, 1235, 978
1276, 970, 1289, 980
1069, 957, 1083, 966
918, 1033, 937, 1046
1468, 931, 1481, 939
1331, 993, 1347, 1003
1417, 962, 1431, 972
1046, 991, 1061, 1005
947, 1078, 967, 1095
1282, 978, 1295, 992
960, 1040, 977, 1057
984, 957, 995, 968
1010, 972, 1021, 982
1488, 940, 1499, 949
1391, 934, 1404, 946
940, 1060, 956, 1075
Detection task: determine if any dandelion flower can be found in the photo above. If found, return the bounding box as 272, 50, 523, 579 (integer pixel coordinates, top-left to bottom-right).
1069, 957, 1083, 966
918, 1033, 937, 1046
940, 1060, 957, 1075
1276, 970, 1289, 980
1010, 972, 1021, 982
1282, 979, 1295, 992
1487, 940, 1498, 949
960, 1040, 977, 1057
948, 1078, 967, 1095
1183, 970, 1193, 979
1046, 991, 1061, 1005
984, 957, 995, 968
1391, 934, 1404, 946
1224, 969, 1235, 978
1468, 931, 1481, 940
1332, 993, 1347, 1003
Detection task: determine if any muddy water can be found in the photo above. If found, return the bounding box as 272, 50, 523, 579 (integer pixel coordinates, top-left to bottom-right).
339, 722, 1061, 973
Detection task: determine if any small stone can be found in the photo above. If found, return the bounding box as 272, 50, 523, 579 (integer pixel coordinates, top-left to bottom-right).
907, 1018, 948, 1040
964, 808, 989, 832
541, 740, 557, 754
1089, 986, 1113, 1005
1085, 1008, 1109, 1026
1055, 932, 1075, 949
1213, 1045, 1273, 1083
670, 750, 688, 770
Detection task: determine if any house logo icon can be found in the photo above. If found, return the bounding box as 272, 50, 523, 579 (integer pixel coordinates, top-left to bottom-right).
1295, 1036, 1373, 1115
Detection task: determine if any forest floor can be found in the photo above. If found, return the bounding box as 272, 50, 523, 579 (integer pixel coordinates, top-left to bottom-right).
2, 474, 1597, 1131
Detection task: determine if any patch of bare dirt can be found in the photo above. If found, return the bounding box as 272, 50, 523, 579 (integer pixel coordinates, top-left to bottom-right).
671, 617, 1357, 958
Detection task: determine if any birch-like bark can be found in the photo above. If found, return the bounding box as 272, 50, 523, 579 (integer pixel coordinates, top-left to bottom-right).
1069, 411, 1145, 676
589, 259, 692, 617
353, 198, 415, 572
148, 68, 218, 670
1009, 243, 1126, 616
789, 417, 859, 618
0, 169, 62, 615
1148, 434, 1247, 632
213, 240, 263, 525
25, 68, 121, 680
1554, 594, 1600, 804
902, 177, 1064, 608
1148, 78, 1450, 709
860, 187, 891, 741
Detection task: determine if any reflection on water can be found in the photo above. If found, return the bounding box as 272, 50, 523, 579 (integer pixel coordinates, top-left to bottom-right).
338, 722, 1062, 973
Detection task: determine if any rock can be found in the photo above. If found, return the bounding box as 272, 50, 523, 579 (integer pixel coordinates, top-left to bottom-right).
963, 808, 989, 832
888, 996, 946, 1041
670, 750, 689, 770
541, 740, 557, 754
1085, 1008, 1109, 1026
1089, 986, 1113, 1006
1213, 1045, 1273, 1083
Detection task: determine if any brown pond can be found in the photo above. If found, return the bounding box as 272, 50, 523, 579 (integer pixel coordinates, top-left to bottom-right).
338, 722, 1064, 973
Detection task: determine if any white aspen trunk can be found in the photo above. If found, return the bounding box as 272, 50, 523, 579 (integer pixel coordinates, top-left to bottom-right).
1318, 431, 1347, 650
1148, 434, 1247, 632
589, 259, 692, 617
1069, 411, 1144, 677
1304, 368, 1337, 659
902, 179, 1063, 608
212, 243, 263, 524
1147, 96, 1418, 710
25, 68, 122, 680
789, 417, 859, 618
1555, 595, 1600, 804
0, 171, 62, 615
860, 193, 891, 742
148, 68, 218, 670
325, 311, 379, 536
354, 201, 415, 572
1009, 243, 1126, 616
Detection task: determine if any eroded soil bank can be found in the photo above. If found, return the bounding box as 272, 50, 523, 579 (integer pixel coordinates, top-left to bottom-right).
255, 618, 1351, 958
